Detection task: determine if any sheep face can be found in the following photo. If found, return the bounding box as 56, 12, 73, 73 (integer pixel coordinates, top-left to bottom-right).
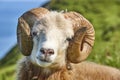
29, 12, 74, 68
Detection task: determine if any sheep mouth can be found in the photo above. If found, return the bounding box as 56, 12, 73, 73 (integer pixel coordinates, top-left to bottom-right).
36, 56, 52, 63
40, 59, 52, 63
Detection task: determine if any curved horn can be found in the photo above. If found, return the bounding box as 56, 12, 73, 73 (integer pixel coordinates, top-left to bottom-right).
17, 8, 49, 56
64, 12, 95, 63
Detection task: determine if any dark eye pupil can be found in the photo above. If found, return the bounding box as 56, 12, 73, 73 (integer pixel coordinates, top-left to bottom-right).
66, 38, 72, 41
32, 32, 37, 36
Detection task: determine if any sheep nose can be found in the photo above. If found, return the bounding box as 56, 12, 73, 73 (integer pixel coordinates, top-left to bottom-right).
40, 48, 54, 55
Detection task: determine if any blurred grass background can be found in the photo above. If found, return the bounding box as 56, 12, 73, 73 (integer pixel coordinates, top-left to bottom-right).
0, 0, 120, 79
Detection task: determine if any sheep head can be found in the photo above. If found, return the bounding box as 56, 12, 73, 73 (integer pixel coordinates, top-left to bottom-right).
17, 8, 95, 65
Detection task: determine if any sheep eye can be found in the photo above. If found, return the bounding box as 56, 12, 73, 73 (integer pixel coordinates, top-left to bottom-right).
32, 31, 38, 37
66, 37, 72, 42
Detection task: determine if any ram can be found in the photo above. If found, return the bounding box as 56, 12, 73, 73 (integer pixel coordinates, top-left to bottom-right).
17, 8, 120, 80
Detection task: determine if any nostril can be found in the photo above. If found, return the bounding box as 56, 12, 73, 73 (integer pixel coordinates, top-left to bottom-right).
40, 48, 54, 55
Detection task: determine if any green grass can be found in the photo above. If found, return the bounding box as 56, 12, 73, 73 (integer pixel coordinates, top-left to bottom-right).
0, 65, 16, 80
0, 45, 22, 80
0, 0, 120, 80
88, 31, 120, 68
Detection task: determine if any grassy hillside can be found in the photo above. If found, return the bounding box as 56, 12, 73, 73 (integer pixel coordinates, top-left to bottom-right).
0, 45, 22, 80
0, 0, 120, 80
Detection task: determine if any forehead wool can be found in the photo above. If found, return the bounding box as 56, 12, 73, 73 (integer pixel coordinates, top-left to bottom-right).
35, 11, 73, 31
